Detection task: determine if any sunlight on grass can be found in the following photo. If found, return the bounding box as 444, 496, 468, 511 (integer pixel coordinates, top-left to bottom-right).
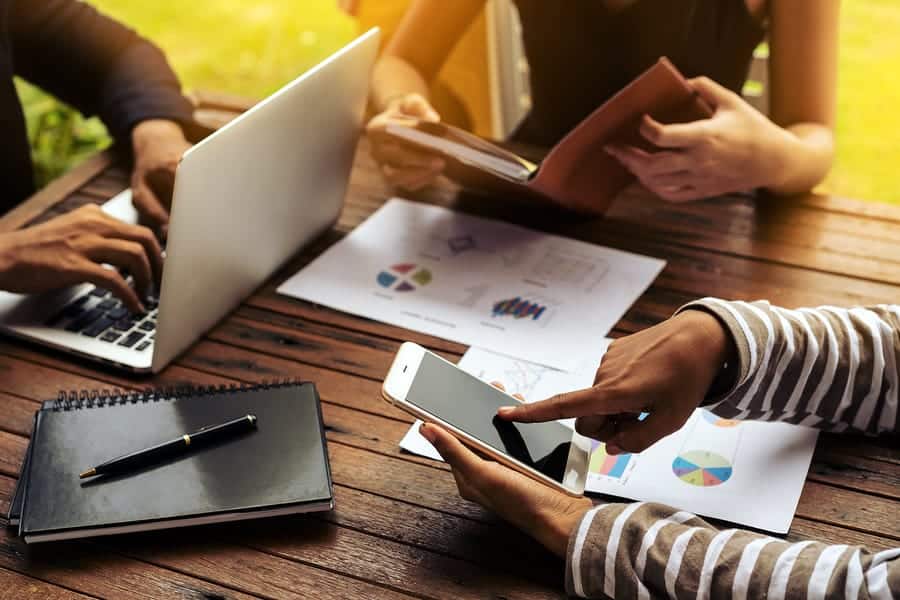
92, 0, 355, 97
820, 0, 900, 204
18, 0, 900, 204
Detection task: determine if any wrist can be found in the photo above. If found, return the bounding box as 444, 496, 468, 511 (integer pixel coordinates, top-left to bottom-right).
759, 125, 797, 192
536, 497, 592, 558
131, 119, 187, 153
677, 309, 735, 384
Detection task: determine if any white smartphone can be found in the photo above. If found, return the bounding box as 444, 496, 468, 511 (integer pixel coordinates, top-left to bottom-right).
382, 342, 590, 496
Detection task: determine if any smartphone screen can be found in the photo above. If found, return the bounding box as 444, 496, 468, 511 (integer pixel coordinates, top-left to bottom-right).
406, 353, 575, 484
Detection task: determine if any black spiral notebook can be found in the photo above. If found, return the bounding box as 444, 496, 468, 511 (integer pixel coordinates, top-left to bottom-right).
10, 381, 333, 543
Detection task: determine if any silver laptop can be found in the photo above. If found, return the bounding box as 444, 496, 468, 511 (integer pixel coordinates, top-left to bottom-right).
0, 28, 380, 374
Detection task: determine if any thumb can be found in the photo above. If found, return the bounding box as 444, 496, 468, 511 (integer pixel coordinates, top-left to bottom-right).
688, 76, 740, 109
420, 423, 481, 474
400, 94, 440, 122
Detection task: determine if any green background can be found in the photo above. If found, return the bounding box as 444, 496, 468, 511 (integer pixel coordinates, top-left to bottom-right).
17, 0, 900, 204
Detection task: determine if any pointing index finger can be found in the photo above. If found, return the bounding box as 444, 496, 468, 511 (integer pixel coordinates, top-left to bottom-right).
497, 386, 609, 423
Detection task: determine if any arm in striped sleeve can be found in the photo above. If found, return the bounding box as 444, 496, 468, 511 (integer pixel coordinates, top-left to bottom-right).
675, 300, 899, 434
566, 501, 899, 599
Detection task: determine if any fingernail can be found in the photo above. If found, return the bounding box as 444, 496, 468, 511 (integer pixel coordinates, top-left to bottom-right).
497, 406, 515, 417
419, 423, 436, 443
606, 444, 622, 455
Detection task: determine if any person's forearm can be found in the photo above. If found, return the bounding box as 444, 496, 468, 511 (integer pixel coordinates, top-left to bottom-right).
678, 299, 900, 435
371, 55, 432, 113
765, 123, 835, 196
99, 42, 193, 142
10, 0, 192, 141
567, 501, 899, 599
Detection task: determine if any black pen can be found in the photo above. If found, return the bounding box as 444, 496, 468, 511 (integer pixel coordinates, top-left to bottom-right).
79, 414, 258, 479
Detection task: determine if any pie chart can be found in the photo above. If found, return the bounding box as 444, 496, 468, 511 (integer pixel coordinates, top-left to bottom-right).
376, 263, 433, 292
672, 450, 733, 487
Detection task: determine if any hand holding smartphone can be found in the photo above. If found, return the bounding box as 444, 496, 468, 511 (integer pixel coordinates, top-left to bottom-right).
382, 342, 590, 496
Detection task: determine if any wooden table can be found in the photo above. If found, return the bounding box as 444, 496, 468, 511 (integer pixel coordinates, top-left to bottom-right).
0, 105, 898, 598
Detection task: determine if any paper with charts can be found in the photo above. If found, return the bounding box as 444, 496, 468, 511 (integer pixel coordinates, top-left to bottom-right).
277, 198, 665, 370
400, 347, 819, 533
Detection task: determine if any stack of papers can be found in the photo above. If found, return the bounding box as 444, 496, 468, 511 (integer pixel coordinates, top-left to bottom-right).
278, 198, 817, 533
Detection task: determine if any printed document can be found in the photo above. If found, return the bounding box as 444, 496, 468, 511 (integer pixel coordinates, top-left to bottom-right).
278, 199, 665, 370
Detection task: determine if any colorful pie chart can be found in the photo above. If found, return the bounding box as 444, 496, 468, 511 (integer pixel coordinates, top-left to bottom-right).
376, 263, 433, 292
672, 450, 733, 487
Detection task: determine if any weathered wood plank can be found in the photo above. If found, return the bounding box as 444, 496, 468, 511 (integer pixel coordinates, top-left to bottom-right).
811, 446, 900, 500
0, 566, 96, 599
0, 526, 265, 600
109, 533, 424, 600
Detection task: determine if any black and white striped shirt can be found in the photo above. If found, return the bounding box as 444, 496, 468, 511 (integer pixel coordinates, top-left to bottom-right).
566, 299, 899, 599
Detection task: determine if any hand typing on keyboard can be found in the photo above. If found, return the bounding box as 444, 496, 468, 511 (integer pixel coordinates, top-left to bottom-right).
0, 204, 162, 313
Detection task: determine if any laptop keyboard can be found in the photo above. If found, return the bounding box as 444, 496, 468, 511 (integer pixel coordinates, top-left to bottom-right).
45, 286, 158, 351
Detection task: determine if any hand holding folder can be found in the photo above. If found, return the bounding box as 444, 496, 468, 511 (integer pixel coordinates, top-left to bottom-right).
375, 58, 713, 216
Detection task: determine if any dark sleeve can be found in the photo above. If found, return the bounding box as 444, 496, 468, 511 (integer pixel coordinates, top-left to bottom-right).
9, 0, 193, 141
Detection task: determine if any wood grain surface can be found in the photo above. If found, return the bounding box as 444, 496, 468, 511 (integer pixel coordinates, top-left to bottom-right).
0, 105, 897, 598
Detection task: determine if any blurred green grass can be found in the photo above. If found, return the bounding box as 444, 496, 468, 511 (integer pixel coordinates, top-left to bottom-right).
17, 0, 900, 204
91, 0, 356, 98
822, 0, 900, 204
17, 0, 355, 187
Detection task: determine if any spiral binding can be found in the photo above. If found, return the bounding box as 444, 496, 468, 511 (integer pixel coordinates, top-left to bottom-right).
52, 378, 304, 411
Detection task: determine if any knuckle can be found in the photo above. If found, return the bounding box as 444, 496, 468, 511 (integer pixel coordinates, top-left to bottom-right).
120, 240, 142, 256
607, 376, 634, 398
81, 234, 105, 249
135, 227, 156, 246
94, 268, 119, 285
546, 394, 566, 412
698, 125, 717, 147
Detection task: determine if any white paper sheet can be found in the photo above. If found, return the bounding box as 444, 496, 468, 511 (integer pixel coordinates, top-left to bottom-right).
277, 198, 665, 371
399, 346, 819, 533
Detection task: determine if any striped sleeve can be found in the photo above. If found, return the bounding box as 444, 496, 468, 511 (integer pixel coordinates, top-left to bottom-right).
566, 501, 900, 599
676, 300, 900, 434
